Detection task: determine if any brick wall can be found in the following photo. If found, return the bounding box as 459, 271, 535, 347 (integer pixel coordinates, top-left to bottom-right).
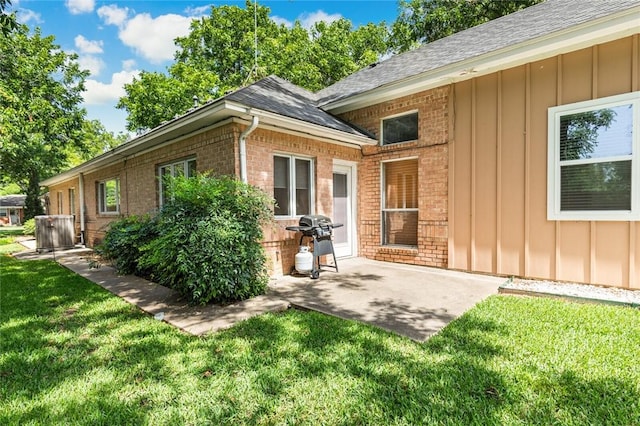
47, 121, 362, 277
338, 86, 450, 268
48, 124, 239, 247
245, 127, 361, 275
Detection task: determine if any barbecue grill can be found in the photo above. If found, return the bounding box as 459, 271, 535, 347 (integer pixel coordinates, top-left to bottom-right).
286, 215, 342, 279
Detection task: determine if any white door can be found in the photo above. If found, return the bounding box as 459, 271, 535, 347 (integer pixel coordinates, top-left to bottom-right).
332, 164, 356, 258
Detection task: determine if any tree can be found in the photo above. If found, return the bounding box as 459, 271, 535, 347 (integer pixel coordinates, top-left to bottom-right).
65, 120, 129, 166
0, 24, 88, 219
0, 0, 17, 36
117, 65, 221, 133
117, 1, 391, 132
391, 0, 543, 52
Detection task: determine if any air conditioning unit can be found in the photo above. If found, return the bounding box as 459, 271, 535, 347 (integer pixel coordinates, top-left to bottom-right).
35, 215, 75, 252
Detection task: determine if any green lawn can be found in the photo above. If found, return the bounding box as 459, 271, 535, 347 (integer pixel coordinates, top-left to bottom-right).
1, 254, 639, 425
0, 227, 26, 254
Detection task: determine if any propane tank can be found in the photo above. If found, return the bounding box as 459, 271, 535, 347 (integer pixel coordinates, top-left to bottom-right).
295, 246, 313, 273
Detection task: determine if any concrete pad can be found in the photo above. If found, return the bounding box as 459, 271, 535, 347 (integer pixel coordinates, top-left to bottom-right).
56, 256, 290, 336
269, 257, 505, 341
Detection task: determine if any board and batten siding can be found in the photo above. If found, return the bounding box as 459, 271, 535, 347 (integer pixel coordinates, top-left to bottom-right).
449, 35, 640, 289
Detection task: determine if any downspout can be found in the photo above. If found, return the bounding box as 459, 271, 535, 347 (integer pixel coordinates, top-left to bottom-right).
239, 114, 259, 183
78, 172, 86, 246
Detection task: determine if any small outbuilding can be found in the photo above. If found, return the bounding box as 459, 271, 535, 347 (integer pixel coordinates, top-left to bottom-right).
0, 194, 26, 226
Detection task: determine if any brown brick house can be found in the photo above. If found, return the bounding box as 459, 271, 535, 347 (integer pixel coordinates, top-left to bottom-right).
42, 0, 640, 289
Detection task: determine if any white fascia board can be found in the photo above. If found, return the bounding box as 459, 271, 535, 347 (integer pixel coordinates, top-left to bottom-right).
326, 6, 640, 114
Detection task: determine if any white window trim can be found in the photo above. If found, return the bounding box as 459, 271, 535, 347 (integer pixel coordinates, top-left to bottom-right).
380, 157, 419, 246
69, 188, 76, 217
158, 157, 196, 206
57, 191, 63, 215
273, 153, 315, 219
98, 178, 120, 215
380, 110, 419, 146
547, 91, 640, 221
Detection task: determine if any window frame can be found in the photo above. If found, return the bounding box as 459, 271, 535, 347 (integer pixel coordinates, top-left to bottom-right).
69, 188, 76, 217
380, 157, 419, 247
547, 91, 640, 221
380, 110, 419, 146
158, 157, 197, 207
273, 153, 315, 218
97, 178, 120, 215
57, 191, 63, 215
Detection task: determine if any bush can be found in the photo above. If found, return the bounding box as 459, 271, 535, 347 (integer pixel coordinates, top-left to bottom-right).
96, 214, 158, 276
140, 174, 273, 305
22, 219, 35, 236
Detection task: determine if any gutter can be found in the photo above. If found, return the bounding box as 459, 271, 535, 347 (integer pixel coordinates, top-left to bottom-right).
79, 172, 86, 246
239, 114, 259, 183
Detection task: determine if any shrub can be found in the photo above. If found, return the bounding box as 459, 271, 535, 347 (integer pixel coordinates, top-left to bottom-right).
139, 174, 273, 305
96, 214, 158, 276
22, 218, 35, 236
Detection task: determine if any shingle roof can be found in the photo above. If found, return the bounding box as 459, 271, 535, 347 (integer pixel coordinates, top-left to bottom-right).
226, 75, 372, 138
316, 0, 640, 105
0, 195, 26, 207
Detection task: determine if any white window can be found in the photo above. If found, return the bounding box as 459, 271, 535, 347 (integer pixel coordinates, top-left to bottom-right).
158, 158, 196, 206
382, 158, 418, 246
98, 178, 120, 214
69, 188, 76, 217
57, 191, 63, 214
273, 155, 313, 217
548, 91, 639, 221
381, 111, 418, 145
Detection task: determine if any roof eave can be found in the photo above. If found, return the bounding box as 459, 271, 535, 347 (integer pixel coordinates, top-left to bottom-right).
324, 6, 640, 114
41, 100, 236, 186
41, 100, 375, 187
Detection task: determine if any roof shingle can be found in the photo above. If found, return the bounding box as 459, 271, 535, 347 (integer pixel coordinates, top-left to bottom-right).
316, 0, 640, 105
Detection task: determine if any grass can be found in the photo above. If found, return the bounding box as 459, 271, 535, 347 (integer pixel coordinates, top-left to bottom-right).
0, 226, 26, 254
1, 253, 639, 425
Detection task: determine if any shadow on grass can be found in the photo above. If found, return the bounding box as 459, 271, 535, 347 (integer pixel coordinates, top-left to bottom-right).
2, 255, 639, 424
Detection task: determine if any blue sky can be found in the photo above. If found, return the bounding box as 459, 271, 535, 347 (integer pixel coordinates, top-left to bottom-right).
11, 0, 400, 135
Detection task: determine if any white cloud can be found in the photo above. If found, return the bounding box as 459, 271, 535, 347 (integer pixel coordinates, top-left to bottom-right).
298, 10, 342, 29
97, 4, 129, 27
272, 10, 342, 30
78, 55, 105, 76
16, 9, 42, 24
121, 59, 137, 71
272, 16, 293, 28
66, 0, 95, 15
184, 5, 210, 17
118, 13, 192, 64
83, 69, 140, 105
74, 35, 103, 54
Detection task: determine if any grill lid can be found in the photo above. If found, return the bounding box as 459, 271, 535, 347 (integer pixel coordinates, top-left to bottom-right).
299, 214, 332, 228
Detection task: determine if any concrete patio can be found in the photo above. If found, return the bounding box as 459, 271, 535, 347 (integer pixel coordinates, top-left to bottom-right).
14, 243, 505, 342
271, 258, 504, 341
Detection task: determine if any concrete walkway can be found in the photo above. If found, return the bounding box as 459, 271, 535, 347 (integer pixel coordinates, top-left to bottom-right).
14, 244, 504, 341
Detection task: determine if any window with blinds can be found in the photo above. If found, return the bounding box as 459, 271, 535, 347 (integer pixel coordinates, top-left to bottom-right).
382, 159, 418, 246
548, 92, 639, 221
274, 154, 313, 217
